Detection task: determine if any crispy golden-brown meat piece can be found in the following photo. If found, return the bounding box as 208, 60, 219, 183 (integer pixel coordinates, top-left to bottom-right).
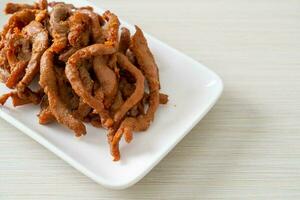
0, 91, 33, 106
5, 31, 31, 88
5, 0, 48, 14
113, 53, 144, 123
66, 11, 93, 120
118, 27, 130, 54
93, 56, 118, 109
111, 26, 160, 161
78, 9, 103, 43
92, 11, 120, 109
1, 9, 36, 41
16, 21, 48, 100
102, 11, 120, 48
65, 44, 116, 128
5, 3, 36, 14
40, 49, 86, 137
68, 11, 91, 48
49, 3, 72, 53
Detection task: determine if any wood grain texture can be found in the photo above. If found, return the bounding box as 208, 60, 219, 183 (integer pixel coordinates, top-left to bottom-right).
1, 0, 300, 199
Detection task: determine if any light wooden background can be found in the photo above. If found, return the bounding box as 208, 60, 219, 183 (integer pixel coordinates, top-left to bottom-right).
1, 0, 300, 199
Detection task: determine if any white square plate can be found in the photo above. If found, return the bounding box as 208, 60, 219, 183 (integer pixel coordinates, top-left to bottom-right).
0, 0, 223, 189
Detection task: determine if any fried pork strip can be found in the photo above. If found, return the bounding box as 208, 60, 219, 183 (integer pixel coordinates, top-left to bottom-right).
93, 56, 118, 108
49, 3, 72, 53
0, 91, 32, 106
38, 95, 55, 124
92, 11, 119, 109
113, 53, 144, 123
78, 9, 103, 43
65, 44, 116, 128
16, 21, 48, 101
5, 0, 48, 14
40, 49, 86, 136
5, 31, 31, 88
67, 11, 93, 120
118, 27, 130, 54
102, 11, 119, 48
111, 26, 160, 161
1, 9, 36, 46
5, 3, 36, 14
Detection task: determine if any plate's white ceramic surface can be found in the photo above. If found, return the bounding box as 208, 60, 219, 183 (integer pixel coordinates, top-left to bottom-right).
0, 0, 223, 189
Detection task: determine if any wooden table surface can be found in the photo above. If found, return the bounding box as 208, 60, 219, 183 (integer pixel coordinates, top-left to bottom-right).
1, 0, 300, 199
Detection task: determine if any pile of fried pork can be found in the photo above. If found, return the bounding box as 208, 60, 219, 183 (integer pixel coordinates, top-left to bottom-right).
0, 0, 168, 161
